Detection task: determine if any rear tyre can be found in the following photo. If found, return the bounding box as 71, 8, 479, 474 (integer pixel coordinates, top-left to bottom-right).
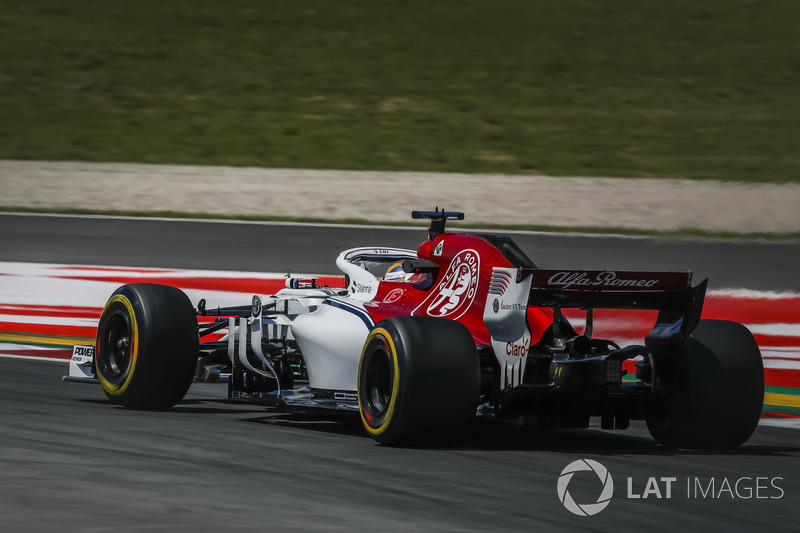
646, 319, 764, 449
358, 317, 480, 445
95, 283, 199, 409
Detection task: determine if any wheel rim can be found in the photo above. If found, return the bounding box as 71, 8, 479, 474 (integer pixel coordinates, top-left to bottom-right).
101, 310, 132, 381
364, 343, 393, 418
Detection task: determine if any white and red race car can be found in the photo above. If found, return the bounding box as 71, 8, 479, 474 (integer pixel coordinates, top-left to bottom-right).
66, 210, 764, 447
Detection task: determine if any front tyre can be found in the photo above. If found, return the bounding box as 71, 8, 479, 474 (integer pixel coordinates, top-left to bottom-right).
95, 283, 199, 409
358, 317, 480, 445
646, 319, 764, 449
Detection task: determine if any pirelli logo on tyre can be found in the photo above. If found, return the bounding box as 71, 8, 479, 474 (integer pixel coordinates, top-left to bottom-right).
413, 249, 479, 320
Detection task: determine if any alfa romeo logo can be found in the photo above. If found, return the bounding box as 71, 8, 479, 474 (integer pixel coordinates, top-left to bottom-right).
557, 459, 614, 516
251, 295, 262, 317
413, 249, 479, 320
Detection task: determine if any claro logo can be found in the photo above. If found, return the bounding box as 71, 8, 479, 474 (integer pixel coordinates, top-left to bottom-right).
506, 336, 529, 357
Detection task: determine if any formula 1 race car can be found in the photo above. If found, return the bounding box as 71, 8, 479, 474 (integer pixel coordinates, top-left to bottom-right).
65, 209, 765, 448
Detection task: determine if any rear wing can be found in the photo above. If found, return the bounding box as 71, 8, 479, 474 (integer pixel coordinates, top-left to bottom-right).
523, 269, 701, 311
483, 267, 706, 389
524, 268, 707, 352
486, 266, 707, 358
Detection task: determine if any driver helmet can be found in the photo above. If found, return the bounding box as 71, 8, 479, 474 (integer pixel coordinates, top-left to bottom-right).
384, 262, 408, 281
384, 261, 430, 286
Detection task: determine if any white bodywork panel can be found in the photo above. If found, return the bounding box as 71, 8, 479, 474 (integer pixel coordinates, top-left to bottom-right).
246, 247, 419, 392
290, 299, 374, 391
483, 267, 533, 390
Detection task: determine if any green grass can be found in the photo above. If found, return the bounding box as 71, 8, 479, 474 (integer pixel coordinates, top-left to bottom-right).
1, 1, 799, 182
4, 205, 799, 241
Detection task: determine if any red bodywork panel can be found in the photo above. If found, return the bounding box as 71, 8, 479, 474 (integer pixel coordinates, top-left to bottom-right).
363, 233, 554, 346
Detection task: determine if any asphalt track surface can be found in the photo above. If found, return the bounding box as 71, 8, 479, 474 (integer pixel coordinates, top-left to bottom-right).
3, 213, 800, 291
1, 214, 799, 532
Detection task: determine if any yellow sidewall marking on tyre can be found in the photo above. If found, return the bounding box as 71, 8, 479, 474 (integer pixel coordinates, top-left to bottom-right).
98, 294, 139, 396
358, 327, 400, 436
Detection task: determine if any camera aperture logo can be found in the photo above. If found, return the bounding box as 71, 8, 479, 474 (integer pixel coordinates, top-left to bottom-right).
557, 459, 614, 516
